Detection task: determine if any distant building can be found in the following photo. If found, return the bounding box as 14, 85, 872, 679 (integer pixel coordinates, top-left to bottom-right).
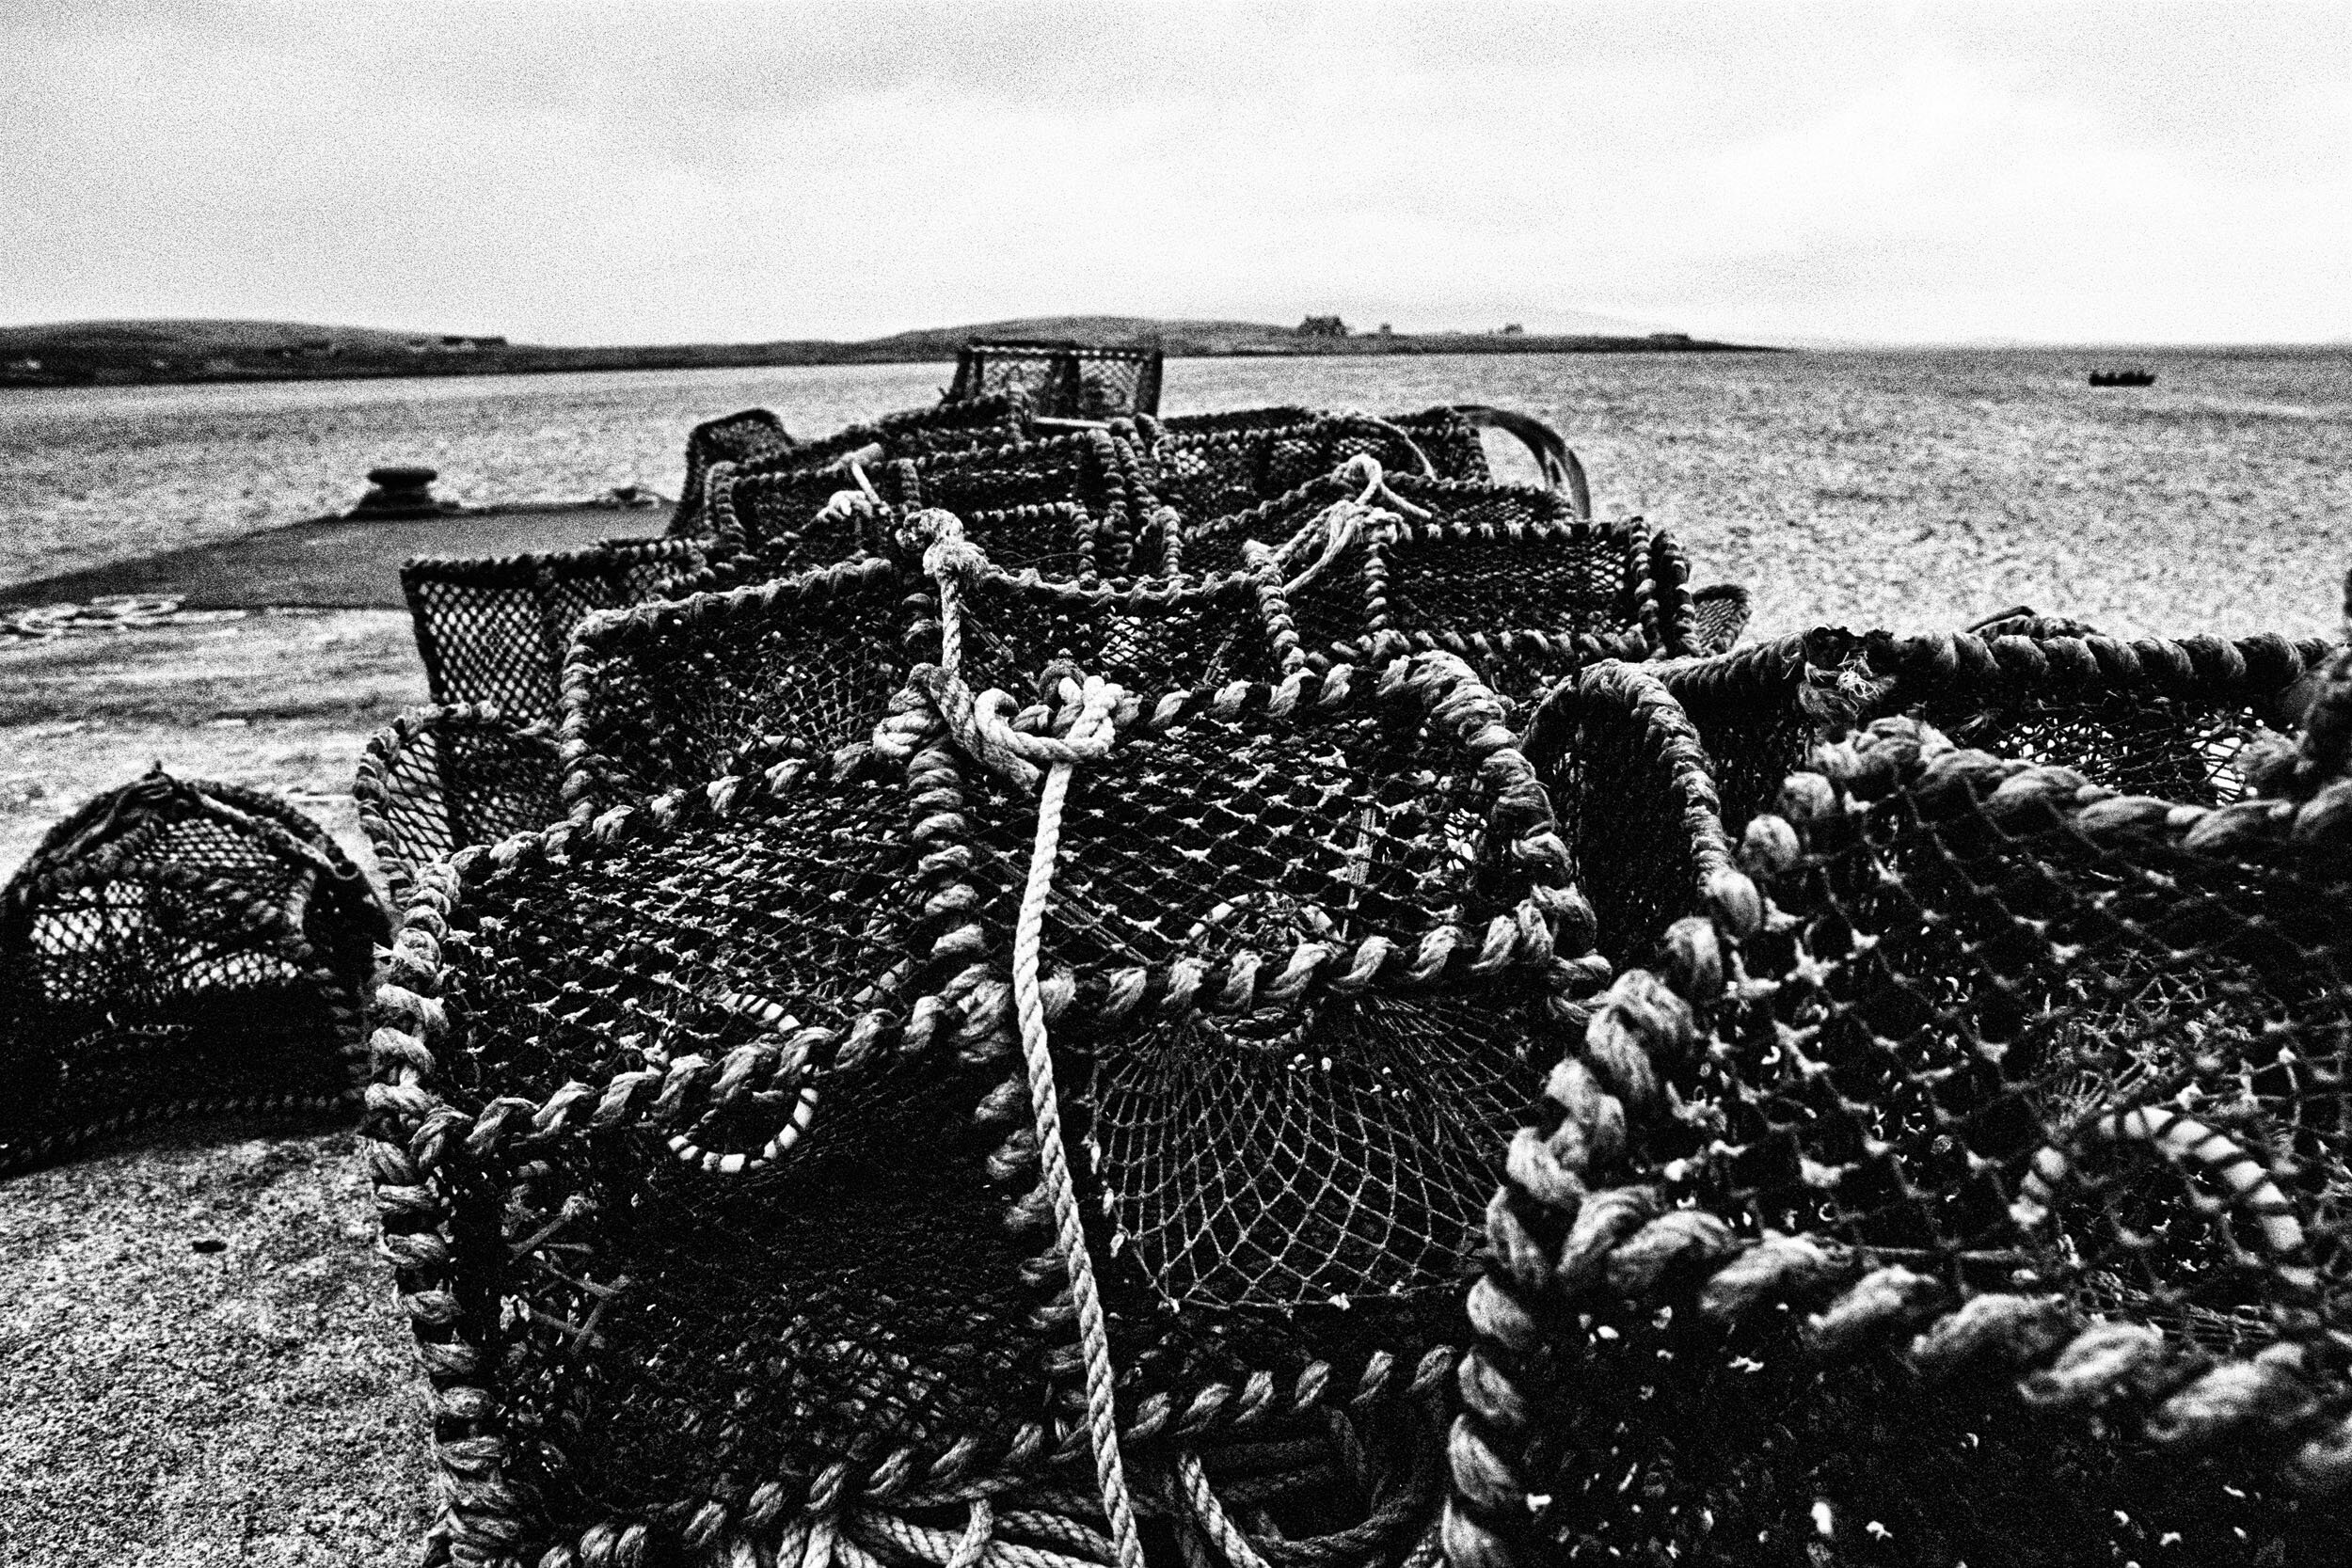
1377, 323, 1393, 337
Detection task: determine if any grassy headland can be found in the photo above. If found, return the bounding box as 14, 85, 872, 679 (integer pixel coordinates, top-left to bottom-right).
0, 314, 1772, 388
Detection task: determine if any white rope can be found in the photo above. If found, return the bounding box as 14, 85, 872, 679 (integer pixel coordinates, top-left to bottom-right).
1009, 673, 1144, 1568
914, 522, 1143, 1568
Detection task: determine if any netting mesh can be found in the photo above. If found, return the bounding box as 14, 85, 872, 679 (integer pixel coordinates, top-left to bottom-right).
1524, 663, 1736, 970
401, 537, 705, 726
367, 655, 1586, 1563
948, 341, 1165, 419
559, 557, 933, 813
1248, 479, 1682, 703
693, 427, 1160, 592
1136, 408, 1451, 532
354, 703, 564, 907
1689, 582, 1751, 655
1451, 650, 2352, 1568
671, 407, 794, 538
0, 771, 382, 1175
948, 562, 1297, 703
387, 750, 1062, 1523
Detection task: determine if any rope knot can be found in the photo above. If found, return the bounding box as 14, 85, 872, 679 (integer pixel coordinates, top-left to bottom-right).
913, 667, 1124, 792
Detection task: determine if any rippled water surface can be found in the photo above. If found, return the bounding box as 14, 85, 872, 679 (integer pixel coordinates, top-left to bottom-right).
4, 348, 2347, 639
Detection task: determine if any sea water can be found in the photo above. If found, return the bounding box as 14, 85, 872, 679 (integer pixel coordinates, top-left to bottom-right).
3, 348, 2346, 639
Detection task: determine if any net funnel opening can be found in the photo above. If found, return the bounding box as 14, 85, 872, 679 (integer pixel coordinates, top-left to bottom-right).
0, 770, 383, 1176
670, 408, 794, 539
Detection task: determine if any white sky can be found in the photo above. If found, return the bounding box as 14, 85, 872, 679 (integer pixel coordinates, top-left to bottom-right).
3, 1, 2346, 345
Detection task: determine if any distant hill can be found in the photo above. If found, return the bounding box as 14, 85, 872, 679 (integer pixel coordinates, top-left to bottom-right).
0, 313, 1772, 388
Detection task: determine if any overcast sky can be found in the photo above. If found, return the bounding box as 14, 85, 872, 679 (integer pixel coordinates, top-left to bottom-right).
3, 1, 2345, 345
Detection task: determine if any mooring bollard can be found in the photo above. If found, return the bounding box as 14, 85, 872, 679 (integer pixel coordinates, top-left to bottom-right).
350, 465, 442, 517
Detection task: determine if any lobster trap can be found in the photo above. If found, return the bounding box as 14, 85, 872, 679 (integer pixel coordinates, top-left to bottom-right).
1202, 468, 1706, 705
401, 536, 706, 727
1450, 688, 2352, 1568
0, 770, 384, 1176
948, 340, 1165, 420
367, 653, 1606, 1567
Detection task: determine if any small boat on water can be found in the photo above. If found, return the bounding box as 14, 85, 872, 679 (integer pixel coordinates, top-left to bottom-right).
2089, 369, 2156, 387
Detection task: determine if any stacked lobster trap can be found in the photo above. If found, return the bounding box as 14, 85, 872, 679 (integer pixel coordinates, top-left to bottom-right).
361, 349, 2352, 1567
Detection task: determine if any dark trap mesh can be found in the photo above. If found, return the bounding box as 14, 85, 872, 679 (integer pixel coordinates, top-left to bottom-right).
1862, 626, 2331, 809
925, 657, 1601, 1375
1246, 478, 1692, 702
0, 770, 384, 1175
698, 425, 1160, 590
1523, 662, 1745, 971
670, 407, 793, 538
366, 655, 1585, 1564
354, 703, 564, 908
1635, 626, 2339, 865
558, 556, 934, 816
1382, 407, 1493, 485
1689, 582, 1751, 655
401, 536, 705, 727
948, 340, 1165, 419
947, 559, 1301, 705
1134, 408, 1448, 534
1449, 677, 2352, 1568
365, 750, 1069, 1558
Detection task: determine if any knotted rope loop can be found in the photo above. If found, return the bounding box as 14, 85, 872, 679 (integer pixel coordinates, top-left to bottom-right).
910, 668, 1121, 794
1269, 455, 1434, 597
814, 461, 886, 534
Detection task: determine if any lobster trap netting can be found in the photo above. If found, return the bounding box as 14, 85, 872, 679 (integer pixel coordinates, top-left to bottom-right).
942, 552, 1299, 704
1644, 626, 2340, 857
1236, 474, 1696, 703
353, 702, 564, 907
0, 770, 384, 1175
670, 407, 794, 538
558, 556, 933, 814
1863, 627, 2331, 808
698, 425, 1162, 590
1449, 675, 2352, 1567
1135, 408, 1450, 532
400, 536, 705, 726
665, 391, 1041, 539
366, 653, 1597, 1565
913, 657, 1601, 1372
1688, 582, 1751, 656
948, 340, 1165, 420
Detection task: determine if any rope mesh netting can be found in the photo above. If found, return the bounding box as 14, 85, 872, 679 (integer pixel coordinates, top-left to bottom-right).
401, 537, 705, 726
367, 652, 1608, 1565
1238, 474, 1689, 703
354, 702, 564, 907
947, 341, 1166, 420
1449, 634, 2352, 1568
692, 425, 1161, 592
1135, 408, 1460, 532
0, 770, 383, 1175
